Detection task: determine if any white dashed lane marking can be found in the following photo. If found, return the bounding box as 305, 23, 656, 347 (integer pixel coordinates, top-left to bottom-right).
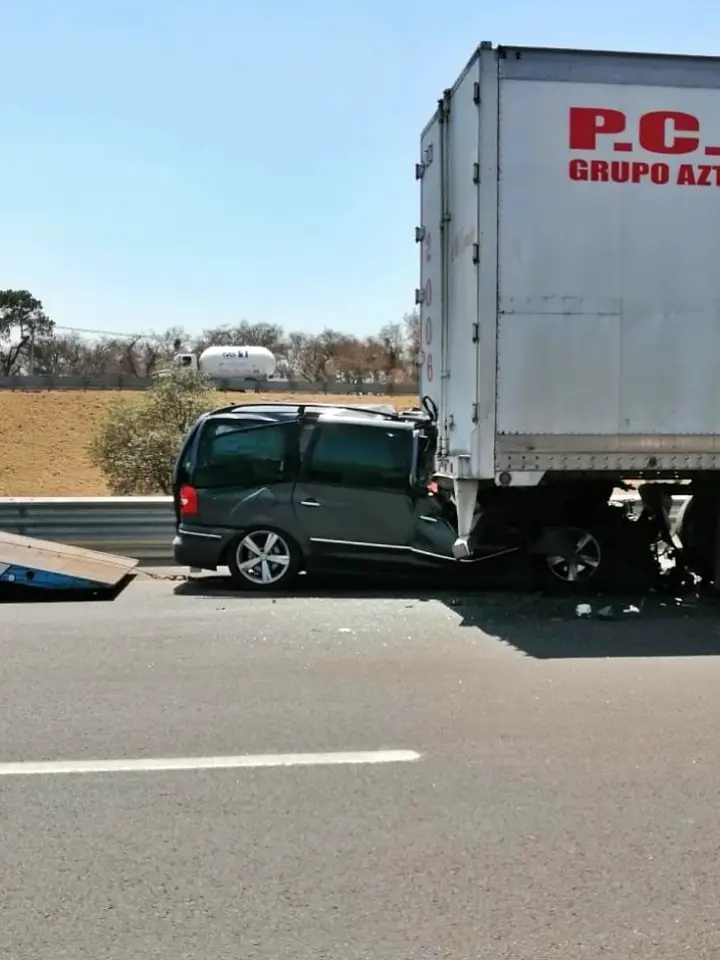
0, 750, 422, 777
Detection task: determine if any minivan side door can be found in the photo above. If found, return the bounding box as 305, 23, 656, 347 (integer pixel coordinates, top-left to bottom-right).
292, 420, 417, 570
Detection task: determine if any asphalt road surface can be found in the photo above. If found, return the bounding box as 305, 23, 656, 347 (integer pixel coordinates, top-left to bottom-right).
2, 575, 720, 959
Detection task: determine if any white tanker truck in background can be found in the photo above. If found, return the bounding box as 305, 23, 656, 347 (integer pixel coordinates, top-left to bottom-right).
163, 345, 278, 381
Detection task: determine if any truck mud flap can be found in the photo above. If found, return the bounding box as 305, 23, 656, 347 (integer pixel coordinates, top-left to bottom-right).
0, 531, 139, 602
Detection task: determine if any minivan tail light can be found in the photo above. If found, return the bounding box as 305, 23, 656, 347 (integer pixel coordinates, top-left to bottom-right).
179, 484, 199, 518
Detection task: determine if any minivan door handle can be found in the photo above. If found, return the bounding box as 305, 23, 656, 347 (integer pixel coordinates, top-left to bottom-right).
300, 498, 322, 508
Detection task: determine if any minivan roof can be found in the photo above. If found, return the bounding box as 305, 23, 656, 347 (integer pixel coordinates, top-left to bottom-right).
204, 401, 406, 421
316, 412, 416, 430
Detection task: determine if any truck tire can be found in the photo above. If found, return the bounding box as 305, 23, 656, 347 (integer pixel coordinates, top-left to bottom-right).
675, 494, 718, 584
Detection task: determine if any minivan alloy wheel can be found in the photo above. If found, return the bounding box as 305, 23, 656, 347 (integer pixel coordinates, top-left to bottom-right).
233, 530, 294, 586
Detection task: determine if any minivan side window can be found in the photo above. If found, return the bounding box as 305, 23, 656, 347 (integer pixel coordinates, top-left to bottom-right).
191, 420, 293, 488
304, 423, 413, 491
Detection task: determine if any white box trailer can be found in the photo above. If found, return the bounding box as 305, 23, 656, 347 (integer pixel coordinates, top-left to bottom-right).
417, 42, 720, 583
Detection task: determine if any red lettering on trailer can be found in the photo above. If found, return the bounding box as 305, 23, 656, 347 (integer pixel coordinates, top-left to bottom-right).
570, 107, 702, 155
677, 164, 696, 186
424, 232, 432, 263
638, 111, 699, 154
426, 352, 433, 383
451, 227, 476, 262
425, 316, 433, 345
568, 158, 670, 184
569, 107, 626, 150
651, 163, 671, 184
425, 278, 432, 307
568, 107, 720, 187
677, 163, 720, 186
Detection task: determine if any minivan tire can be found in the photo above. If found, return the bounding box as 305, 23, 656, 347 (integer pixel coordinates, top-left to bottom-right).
227, 527, 302, 591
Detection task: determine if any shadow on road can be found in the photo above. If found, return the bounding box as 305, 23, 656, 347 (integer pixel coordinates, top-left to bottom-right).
172, 550, 541, 598
445, 592, 720, 659
173, 568, 720, 659
172, 556, 534, 601
173, 573, 467, 601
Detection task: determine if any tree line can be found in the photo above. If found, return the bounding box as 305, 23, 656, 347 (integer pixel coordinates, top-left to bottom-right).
0, 289, 421, 383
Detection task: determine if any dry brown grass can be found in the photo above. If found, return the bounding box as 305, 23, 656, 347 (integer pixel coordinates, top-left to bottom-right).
0, 389, 419, 496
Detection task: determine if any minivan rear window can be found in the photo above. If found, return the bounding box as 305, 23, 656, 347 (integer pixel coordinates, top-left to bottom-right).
191, 419, 293, 489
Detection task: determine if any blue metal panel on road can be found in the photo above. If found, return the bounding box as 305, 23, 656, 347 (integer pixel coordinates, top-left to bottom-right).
0, 563, 100, 591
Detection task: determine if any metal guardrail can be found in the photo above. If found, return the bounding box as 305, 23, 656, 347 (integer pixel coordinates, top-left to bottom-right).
0, 497, 176, 562
0, 494, 690, 566
0, 374, 419, 394
0, 375, 155, 391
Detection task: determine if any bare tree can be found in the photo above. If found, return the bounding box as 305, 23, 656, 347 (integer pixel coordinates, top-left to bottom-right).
195, 321, 285, 353
32, 332, 86, 374
403, 310, 421, 379
0, 294, 422, 385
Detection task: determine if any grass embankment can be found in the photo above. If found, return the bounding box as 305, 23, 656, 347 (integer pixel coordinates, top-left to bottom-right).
0, 390, 418, 496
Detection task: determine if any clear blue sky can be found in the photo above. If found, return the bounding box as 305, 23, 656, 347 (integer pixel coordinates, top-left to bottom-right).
0, 0, 716, 338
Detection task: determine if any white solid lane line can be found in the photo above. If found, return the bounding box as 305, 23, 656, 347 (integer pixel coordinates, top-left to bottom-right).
0, 750, 422, 777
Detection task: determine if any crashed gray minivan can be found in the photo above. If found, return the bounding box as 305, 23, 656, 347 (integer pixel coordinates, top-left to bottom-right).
172, 399, 484, 589
172, 399, 660, 591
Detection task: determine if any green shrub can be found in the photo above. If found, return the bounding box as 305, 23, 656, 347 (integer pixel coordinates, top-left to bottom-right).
90, 371, 217, 494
